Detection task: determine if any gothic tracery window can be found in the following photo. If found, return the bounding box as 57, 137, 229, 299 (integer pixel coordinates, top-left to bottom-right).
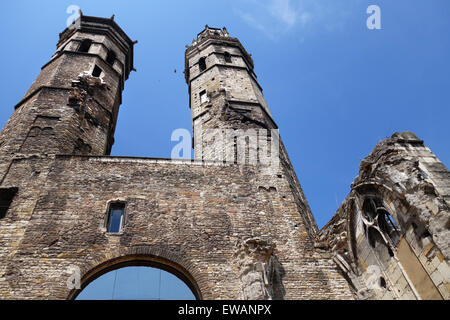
362, 196, 401, 248
106, 49, 116, 66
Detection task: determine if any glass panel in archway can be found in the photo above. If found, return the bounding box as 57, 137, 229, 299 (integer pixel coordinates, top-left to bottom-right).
76, 266, 196, 300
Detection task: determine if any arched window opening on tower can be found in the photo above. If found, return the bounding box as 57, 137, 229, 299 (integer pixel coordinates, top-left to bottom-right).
199, 57, 206, 72
78, 39, 93, 53
92, 65, 103, 78
0, 188, 18, 219
75, 266, 196, 300
106, 202, 125, 233
106, 49, 116, 66
224, 52, 232, 63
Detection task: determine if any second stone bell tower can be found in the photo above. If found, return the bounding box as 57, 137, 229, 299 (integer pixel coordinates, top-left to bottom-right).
0, 15, 360, 300
0, 14, 135, 159
185, 26, 276, 161
184, 25, 318, 237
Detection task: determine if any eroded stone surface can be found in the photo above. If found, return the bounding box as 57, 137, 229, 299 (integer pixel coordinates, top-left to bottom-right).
317, 132, 450, 300
0, 17, 447, 301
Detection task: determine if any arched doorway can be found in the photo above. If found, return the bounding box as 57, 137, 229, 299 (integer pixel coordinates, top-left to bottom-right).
76, 266, 195, 300
69, 255, 201, 300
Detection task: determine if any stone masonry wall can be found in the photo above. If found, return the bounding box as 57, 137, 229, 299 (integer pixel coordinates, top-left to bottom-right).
0, 155, 353, 299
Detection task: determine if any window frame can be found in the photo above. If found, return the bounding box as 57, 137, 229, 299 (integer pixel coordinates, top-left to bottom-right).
78, 39, 93, 53
105, 201, 127, 234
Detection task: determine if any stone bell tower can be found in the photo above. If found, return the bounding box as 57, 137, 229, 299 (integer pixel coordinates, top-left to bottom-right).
184, 25, 318, 237
0, 18, 357, 300
185, 26, 276, 161
0, 14, 135, 160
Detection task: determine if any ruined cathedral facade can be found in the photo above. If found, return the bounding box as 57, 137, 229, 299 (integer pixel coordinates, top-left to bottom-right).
0, 15, 448, 300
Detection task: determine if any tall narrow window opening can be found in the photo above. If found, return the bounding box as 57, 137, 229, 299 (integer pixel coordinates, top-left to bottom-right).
78, 39, 92, 53
92, 65, 102, 77
199, 57, 206, 72
200, 90, 208, 104
224, 52, 232, 63
106, 50, 116, 66
362, 196, 401, 247
106, 202, 125, 233
0, 188, 18, 219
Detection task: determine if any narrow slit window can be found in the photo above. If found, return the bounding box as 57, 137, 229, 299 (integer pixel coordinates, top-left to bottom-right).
200, 90, 208, 104
224, 52, 232, 63
106, 203, 125, 233
0, 188, 18, 219
106, 50, 116, 66
199, 57, 206, 72
92, 65, 102, 77
78, 39, 92, 53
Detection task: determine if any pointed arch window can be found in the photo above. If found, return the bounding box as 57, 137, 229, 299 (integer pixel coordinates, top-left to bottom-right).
200, 90, 208, 104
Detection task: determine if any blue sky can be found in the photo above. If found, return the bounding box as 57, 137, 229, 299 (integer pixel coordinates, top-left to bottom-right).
76, 266, 195, 300
0, 0, 449, 232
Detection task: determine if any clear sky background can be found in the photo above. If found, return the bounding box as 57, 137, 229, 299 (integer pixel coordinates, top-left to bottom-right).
0, 0, 449, 232
76, 266, 195, 300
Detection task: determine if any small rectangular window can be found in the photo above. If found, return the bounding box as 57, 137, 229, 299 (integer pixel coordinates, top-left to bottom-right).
199, 57, 206, 72
106, 202, 125, 233
92, 65, 102, 77
0, 188, 18, 219
78, 39, 92, 53
106, 50, 116, 66
200, 90, 208, 104
224, 52, 232, 63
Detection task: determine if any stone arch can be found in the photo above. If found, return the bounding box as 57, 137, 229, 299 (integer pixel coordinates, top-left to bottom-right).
67, 245, 206, 300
